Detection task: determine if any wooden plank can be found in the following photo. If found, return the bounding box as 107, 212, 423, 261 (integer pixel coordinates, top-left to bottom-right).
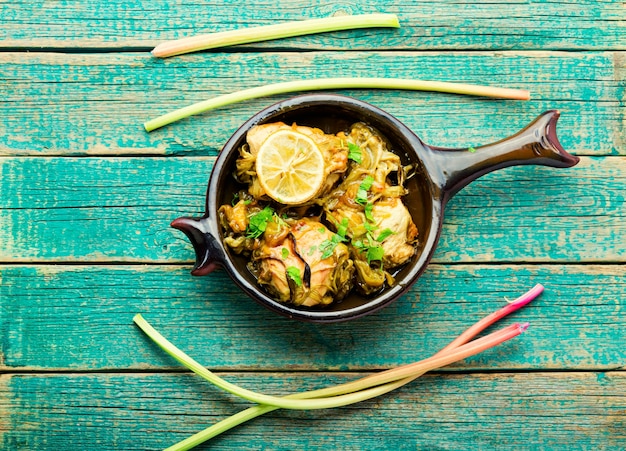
0, 51, 623, 156
1, 156, 623, 263
2, 1, 624, 51
1, 371, 625, 450
1, 264, 624, 371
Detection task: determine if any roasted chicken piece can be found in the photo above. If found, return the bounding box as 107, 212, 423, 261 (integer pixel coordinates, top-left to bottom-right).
252, 218, 354, 307
370, 198, 418, 267
321, 123, 417, 293
219, 198, 249, 233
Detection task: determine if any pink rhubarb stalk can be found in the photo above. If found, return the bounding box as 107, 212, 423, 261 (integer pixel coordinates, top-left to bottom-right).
137, 285, 544, 451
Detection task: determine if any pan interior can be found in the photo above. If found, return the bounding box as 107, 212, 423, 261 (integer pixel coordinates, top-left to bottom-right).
214, 98, 435, 316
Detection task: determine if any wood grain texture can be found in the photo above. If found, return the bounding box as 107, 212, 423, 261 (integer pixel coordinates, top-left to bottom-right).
2, 0, 624, 51
1, 264, 624, 371
1, 156, 623, 263
2, 372, 625, 450
0, 51, 623, 156
2, 2, 625, 450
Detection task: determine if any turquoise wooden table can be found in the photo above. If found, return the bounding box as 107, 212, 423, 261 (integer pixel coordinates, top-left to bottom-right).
1, 1, 625, 449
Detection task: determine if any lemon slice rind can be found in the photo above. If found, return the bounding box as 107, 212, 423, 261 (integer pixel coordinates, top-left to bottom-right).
255, 129, 325, 205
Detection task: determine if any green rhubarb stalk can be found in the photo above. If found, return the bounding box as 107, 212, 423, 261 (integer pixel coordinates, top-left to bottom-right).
162, 330, 527, 451
152, 13, 400, 58
165, 377, 414, 451
150, 285, 543, 450
134, 313, 525, 410
136, 285, 541, 405
143, 77, 531, 131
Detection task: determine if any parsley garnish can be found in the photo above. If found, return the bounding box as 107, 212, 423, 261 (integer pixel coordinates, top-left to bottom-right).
363, 202, 374, 222
246, 206, 274, 238
319, 238, 337, 259
356, 175, 375, 205
366, 245, 384, 263
376, 228, 394, 242
286, 266, 303, 287
336, 217, 349, 239
360, 175, 375, 190
273, 213, 288, 228
353, 220, 391, 264
347, 142, 363, 164
364, 222, 377, 234
281, 247, 289, 259
353, 180, 389, 263
231, 193, 252, 206
468, 146, 476, 153
319, 232, 347, 259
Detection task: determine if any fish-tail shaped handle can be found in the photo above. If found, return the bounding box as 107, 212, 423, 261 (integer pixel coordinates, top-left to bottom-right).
424, 110, 580, 201
171, 216, 224, 275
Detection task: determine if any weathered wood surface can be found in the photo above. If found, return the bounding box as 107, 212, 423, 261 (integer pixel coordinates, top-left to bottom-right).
1, 264, 624, 371
1, 51, 623, 156
1, 156, 624, 263
2, 372, 625, 450
1, 0, 625, 449
2, 0, 625, 51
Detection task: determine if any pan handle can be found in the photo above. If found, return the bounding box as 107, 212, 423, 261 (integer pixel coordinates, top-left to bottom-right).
423, 110, 579, 203
171, 216, 225, 275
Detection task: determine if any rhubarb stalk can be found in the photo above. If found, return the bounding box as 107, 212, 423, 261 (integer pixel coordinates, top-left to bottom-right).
151, 14, 400, 58
134, 315, 526, 410
133, 284, 543, 450
143, 77, 531, 131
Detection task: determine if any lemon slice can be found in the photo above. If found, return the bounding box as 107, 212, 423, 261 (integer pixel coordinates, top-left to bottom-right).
255, 129, 325, 204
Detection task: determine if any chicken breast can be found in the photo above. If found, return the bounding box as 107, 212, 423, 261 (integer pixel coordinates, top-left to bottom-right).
371, 198, 418, 267
253, 218, 354, 307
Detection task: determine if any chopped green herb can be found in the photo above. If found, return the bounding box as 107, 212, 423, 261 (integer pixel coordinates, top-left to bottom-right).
356, 175, 375, 205
273, 213, 288, 228
361, 175, 375, 190
376, 228, 394, 242
367, 245, 384, 263
246, 206, 274, 238
318, 227, 326, 234
336, 217, 349, 239
281, 247, 289, 259
347, 142, 363, 164
318, 240, 335, 259
356, 188, 368, 204
364, 202, 374, 222
286, 266, 303, 287
468, 146, 476, 153
364, 221, 377, 234
307, 245, 317, 256
319, 232, 346, 259
232, 192, 251, 205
